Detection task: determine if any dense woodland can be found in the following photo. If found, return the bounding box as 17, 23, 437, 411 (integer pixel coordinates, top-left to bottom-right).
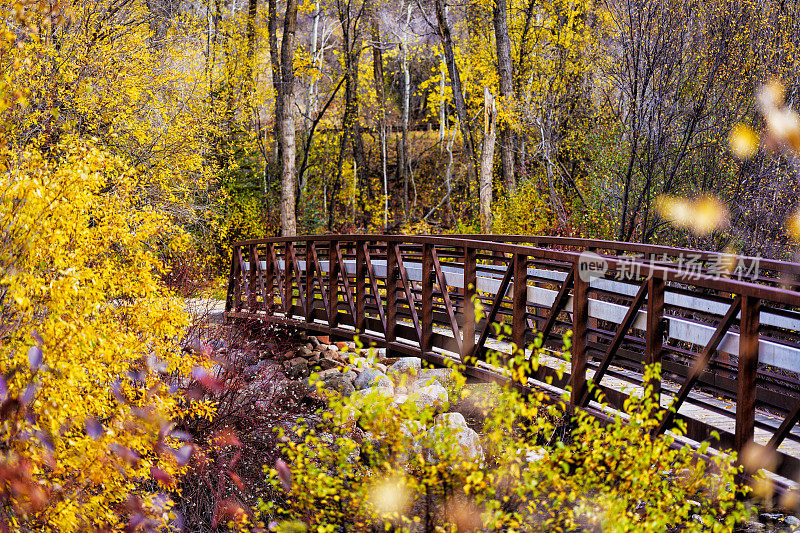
2, 0, 800, 530
4, 0, 800, 263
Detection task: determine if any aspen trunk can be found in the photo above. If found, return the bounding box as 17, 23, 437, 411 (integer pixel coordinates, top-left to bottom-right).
268, 0, 281, 165
480, 87, 496, 233
279, 0, 299, 236
434, 0, 478, 196
369, 1, 388, 229
493, 0, 515, 195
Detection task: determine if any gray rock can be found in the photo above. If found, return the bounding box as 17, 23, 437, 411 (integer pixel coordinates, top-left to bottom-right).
785, 516, 800, 527
296, 345, 313, 357
372, 378, 394, 396
351, 386, 394, 405
413, 368, 456, 390
349, 356, 370, 371
525, 448, 547, 462
427, 412, 484, 464
308, 336, 320, 347
321, 374, 355, 397
743, 521, 765, 531
354, 368, 389, 390
410, 382, 449, 412
283, 357, 308, 379
387, 357, 422, 384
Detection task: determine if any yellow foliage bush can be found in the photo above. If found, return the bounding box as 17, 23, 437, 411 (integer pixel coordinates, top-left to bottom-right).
0, 3, 216, 530
259, 337, 751, 531
492, 179, 555, 235
0, 139, 208, 531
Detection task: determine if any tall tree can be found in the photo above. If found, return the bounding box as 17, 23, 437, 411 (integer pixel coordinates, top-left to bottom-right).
278, 0, 300, 236
434, 0, 478, 196
368, 0, 389, 229
480, 87, 497, 232
493, 0, 515, 195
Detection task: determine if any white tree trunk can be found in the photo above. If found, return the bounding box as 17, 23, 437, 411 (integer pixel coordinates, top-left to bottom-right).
480, 87, 496, 234
281, 90, 297, 236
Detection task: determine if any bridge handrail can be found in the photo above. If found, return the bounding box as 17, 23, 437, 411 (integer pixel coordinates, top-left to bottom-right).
449, 234, 800, 280
230, 234, 800, 306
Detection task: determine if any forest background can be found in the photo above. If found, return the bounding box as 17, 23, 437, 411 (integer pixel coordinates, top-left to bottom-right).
5, 0, 798, 271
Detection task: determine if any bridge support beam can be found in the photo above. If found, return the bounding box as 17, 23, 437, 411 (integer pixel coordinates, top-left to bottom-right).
571, 260, 588, 407
645, 275, 665, 402
512, 253, 528, 356
736, 295, 760, 455
462, 246, 477, 364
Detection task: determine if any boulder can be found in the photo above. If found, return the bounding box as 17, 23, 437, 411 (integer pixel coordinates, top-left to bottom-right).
429, 412, 485, 464
321, 374, 355, 397
351, 386, 394, 406
354, 368, 390, 390
317, 357, 339, 370
387, 357, 421, 384
409, 382, 449, 412
414, 368, 456, 390
308, 336, 320, 347
349, 356, 371, 371
283, 357, 309, 379
295, 345, 313, 358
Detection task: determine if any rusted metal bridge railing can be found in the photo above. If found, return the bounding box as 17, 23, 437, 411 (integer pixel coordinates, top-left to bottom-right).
225, 235, 800, 486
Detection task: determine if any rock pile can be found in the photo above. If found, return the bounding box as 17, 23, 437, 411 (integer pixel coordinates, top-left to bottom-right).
279, 335, 486, 465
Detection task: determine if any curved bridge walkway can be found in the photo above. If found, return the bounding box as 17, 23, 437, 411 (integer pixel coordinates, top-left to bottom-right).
225, 235, 800, 489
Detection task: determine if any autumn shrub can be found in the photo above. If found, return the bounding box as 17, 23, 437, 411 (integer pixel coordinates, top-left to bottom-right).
174, 321, 305, 531
0, 136, 224, 530
492, 179, 555, 235
257, 339, 751, 531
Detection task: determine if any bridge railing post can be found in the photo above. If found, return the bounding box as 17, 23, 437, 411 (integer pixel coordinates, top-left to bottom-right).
571, 259, 588, 407
512, 253, 528, 357
736, 295, 760, 454
329, 240, 340, 329
645, 274, 665, 402
386, 241, 398, 347
463, 246, 476, 364
356, 240, 366, 333
225, 245, 237, 313
235, 245, 245, 313
247, 244, 258, 312
305, 241, 314, 323
265, 243, 275, 312
285, 242, 295, 319
421, 243, 434, 353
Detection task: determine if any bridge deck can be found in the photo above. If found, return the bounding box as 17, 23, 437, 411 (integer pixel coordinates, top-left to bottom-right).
225, 235, 800, 490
